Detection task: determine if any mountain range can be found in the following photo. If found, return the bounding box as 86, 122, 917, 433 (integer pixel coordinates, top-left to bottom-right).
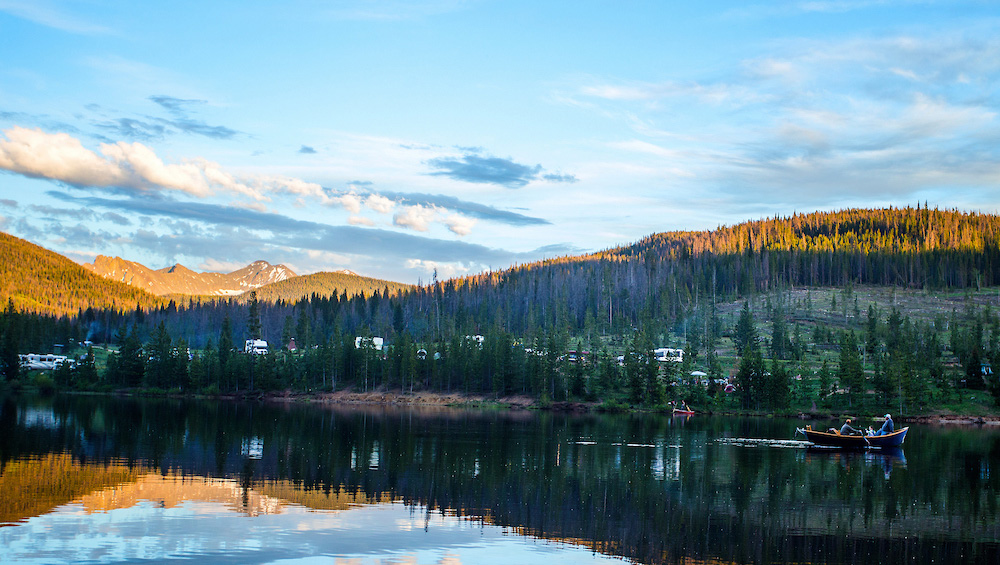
83, 255, 298, 297
0, 232, 413, 316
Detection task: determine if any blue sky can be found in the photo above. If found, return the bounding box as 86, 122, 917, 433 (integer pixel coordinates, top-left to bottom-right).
1, 1, 999, 283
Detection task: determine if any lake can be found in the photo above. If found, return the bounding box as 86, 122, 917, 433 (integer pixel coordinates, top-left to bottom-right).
1, 395, 999, 564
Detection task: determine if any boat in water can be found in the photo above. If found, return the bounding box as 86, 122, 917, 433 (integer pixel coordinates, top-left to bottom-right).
796, 425, 908, 449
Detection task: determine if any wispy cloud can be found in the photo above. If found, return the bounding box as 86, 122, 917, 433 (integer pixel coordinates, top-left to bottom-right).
95, 117, 168, 142
427, 154, 542, 188
298, 145, 317, 154
363, 190, 550, 226
568, 27, 1000, 211
426, 152, 576, 188
542, 172, 578, 183
580, 80, 768, 108
148, 95, 239, 140
0, 0, 110, 34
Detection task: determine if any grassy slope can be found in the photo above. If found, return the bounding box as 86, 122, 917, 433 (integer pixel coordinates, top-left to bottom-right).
694, 285, 1000, 417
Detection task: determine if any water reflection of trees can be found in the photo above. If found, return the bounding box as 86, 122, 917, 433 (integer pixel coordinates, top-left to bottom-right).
2, 397, 1000, 564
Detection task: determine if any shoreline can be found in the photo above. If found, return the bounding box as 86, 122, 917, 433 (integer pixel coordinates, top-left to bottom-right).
247, 389, 1000, 424
14, 386, 1000, 424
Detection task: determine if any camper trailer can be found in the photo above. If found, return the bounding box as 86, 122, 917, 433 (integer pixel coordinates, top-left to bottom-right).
653, 348, 684, 363
354, 336, 385, 351
245, 339, 269, 355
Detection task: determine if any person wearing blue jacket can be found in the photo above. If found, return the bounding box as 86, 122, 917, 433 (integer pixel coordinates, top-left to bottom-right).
875, 413, 894, 436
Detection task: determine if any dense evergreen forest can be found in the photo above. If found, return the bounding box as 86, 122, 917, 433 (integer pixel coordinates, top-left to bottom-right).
3, 206, 1000, 414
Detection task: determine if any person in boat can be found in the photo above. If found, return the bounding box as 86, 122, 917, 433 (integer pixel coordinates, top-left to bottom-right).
874, 413, 894, 436
839, 419, 860, 435
682, 401, 691, 412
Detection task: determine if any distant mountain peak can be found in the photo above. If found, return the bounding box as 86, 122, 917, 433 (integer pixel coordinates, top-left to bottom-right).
84, 257, 298, 296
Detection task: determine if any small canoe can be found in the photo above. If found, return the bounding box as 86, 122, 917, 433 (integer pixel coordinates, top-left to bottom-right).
673, 408, 695, 415
796, 426, 908, 449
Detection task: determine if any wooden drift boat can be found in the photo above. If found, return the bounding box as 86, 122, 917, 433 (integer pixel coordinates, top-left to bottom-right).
796, 426, 908, 449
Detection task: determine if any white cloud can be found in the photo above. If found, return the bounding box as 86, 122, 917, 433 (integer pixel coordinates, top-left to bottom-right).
0, 127, 128, 187
0, 127, 272, 199
444, 214, 476, 236
889, 67, 921, 81
365, 194, 396, 214
338, 193, 364, 214
229, 200, 269, 212
253, 174, 326, 202
304, 249, 353, 268
393, 205, 435, 232
347, 215, 375, 226
102, 141, 215, 197
198, 258, 246, 273
404, 258, 476, 280
0, 127, 371, 208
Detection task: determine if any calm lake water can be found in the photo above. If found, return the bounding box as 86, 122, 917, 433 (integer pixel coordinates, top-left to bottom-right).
1, 396, 999, 564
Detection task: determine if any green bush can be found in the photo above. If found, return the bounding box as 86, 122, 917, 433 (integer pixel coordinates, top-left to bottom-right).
597, 398, 629, 413
32, 373, 56, 395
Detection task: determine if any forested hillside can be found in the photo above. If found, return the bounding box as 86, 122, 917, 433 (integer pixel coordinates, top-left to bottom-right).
382, 206, 1000, 341
606, 206, 997, 288
249, 271, 412, 303
0, 232, 165, 316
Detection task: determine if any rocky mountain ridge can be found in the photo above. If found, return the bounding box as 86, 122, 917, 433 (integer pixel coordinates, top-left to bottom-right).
83, 255, 298, 296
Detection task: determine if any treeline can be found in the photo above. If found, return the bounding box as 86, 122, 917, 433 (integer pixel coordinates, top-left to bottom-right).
609, 205, 999, 289
5, 287, 1000, 413
3, 207, 1000, 409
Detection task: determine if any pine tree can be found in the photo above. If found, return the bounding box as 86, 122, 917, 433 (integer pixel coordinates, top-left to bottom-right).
734, 302, 757, 357
247, 291, 262, 340
838, 330, 865, 407
145, 321, 173, 388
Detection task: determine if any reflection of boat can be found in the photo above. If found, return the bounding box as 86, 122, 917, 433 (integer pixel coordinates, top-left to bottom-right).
802, 445, 908, 478
867, 446, 907, 468
796, 426, 908, 449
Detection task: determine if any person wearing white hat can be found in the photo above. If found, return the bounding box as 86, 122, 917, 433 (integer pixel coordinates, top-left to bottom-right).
874, 413, 894, 436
